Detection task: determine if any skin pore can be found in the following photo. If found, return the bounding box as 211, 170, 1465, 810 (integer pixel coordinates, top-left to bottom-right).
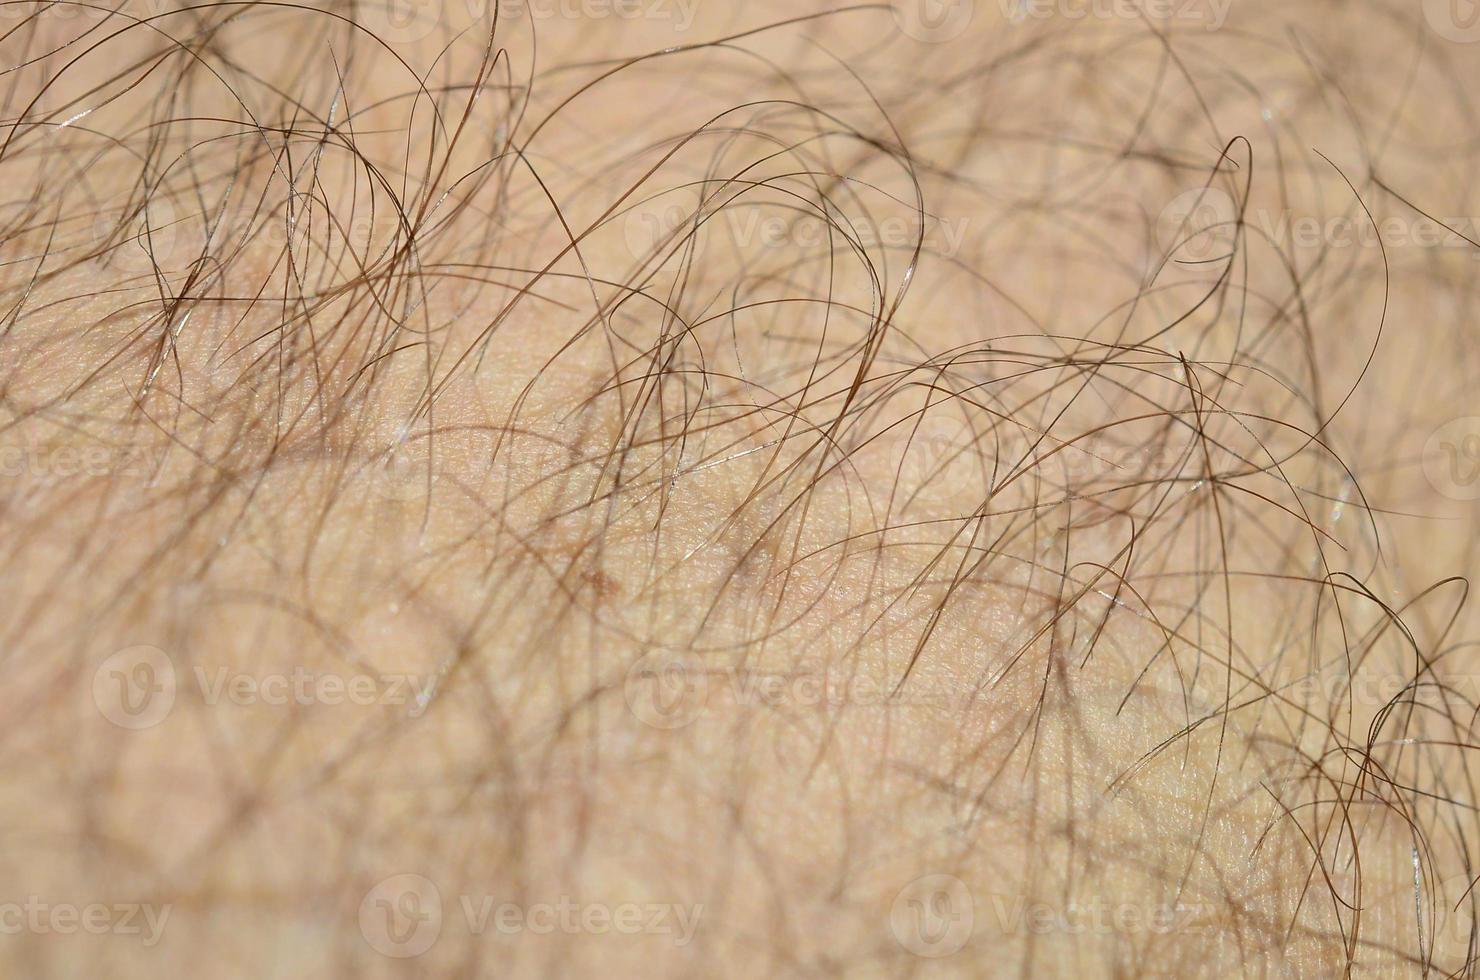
4, 0, 1480, 976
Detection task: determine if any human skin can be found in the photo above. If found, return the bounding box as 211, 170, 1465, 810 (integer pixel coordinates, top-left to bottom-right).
3, 0, 1480, 976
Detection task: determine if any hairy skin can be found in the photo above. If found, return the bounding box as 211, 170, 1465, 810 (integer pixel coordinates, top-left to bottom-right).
3, 1, 1480, 976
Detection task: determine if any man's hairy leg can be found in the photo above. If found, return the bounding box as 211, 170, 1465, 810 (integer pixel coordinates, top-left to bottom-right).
3, 1, 1480, 976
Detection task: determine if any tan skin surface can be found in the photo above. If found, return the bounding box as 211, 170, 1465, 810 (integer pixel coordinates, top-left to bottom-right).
3, 1, 1480, 976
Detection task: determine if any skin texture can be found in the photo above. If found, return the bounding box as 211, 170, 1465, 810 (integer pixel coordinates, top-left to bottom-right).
4, 1, 1480, 976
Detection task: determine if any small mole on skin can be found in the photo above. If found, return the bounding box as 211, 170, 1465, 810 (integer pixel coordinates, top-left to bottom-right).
582, 568, 622, 600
